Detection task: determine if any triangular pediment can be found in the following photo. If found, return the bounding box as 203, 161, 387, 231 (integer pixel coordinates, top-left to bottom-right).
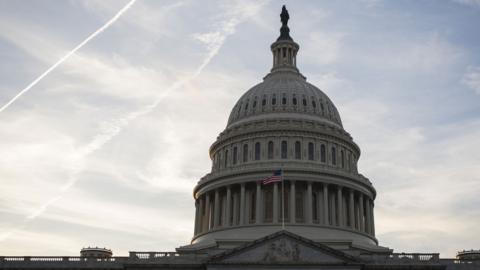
209, 230, 360, 265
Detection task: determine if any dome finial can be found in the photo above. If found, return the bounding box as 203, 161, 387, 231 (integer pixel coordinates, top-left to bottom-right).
278, 5, 292, 41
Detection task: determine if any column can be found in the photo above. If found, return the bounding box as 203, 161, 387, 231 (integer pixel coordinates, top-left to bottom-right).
225, 186, 231, 227
349, 189, 355, 229
214, 190, 220, 228
337, 186, 343, 227
273, 182, 279, 223
306, 182, 313, 224
198, 196, 204, 233
365, 198, 371, 234
194, 201, 199, 234
371, 200, 376, 236
255, 182, 262, 224
290, 181, 296, 223
359, 193, 364, 232
239, 183, 246, 225
323, 184, 329, 225
204, 193, 210, 231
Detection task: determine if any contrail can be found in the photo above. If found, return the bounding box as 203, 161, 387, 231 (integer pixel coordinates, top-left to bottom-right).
0, 1, 268, 243
0, 0, 137, 113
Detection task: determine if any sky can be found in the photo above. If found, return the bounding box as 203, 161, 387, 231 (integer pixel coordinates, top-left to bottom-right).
0, 0, 479, 258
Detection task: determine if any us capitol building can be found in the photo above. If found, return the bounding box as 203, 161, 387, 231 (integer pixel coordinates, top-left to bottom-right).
1, 6, 478, 270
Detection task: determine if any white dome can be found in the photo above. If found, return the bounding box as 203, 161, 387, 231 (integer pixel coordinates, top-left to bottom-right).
227, 71, 343, 128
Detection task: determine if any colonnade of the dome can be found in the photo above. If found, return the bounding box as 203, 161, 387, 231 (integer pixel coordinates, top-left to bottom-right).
193, 180, 375, 238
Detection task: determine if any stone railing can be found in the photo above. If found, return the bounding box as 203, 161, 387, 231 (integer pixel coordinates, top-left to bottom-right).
370, 253, 440, 264
0, 256, 130, 262
129, 252, 179, 259
0, 253, 181, 264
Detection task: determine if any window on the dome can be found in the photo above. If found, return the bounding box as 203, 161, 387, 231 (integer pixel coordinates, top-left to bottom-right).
295, 188, 304, 222
341, 150, 345, 168
303, 99, 307, 106
245, 102, 249, 110
282, 94, 287, 105
295, 141, 301, 159
272, 97, 276, 105
249, 190, 256, 223
224, 150, 229, 168
262, 98, 266, 106
312, 193, 318, 222
243, 144, 248, 162
308, 142, 314, 160
253, 100, 257, 108
233, 147, 238, 165
331, 147, 337, 165
312, 100, 316, 108
281, 141, 288, 159
268, 141, 274, 159
320, 144, 326, 163
264, 185, 273, 222
293, 97, 297, 105
255, 142, 261, 160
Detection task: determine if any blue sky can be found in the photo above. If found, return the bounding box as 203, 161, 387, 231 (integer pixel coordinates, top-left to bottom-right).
0, 0, 479, 257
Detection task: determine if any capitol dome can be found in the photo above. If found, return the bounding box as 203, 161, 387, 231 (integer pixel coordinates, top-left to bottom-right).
190, 6, 379, 251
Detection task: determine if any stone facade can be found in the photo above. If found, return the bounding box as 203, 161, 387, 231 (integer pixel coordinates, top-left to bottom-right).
1, 5, 478, 270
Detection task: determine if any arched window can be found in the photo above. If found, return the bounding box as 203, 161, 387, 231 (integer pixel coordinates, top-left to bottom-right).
281, 141, 288, 159
253, 100, 257, 108
224, 150, 229, 168
245, 101, 249, 110
243, 144, 248, 162
320, 144, 326, 163
272, 95, 277, 105
282, 96, 287, 105
233, 147, 238, 165
295, 141, 301, 159
267, 141, 274, 159
312, 100, 316, 108
255, 142, 261, 160
331, 147, 337, 165
262, 98, 266, 106
308, 142, 314, 160
237, 102, 242, 116
341, 150, 345, 168
303, 98, 307, 106
293, 97, 297, 105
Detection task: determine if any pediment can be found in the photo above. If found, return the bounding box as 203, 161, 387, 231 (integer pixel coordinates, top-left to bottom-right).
209, 230, 360, 265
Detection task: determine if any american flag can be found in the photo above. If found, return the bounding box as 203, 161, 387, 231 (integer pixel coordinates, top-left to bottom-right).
261, 169, 283, 185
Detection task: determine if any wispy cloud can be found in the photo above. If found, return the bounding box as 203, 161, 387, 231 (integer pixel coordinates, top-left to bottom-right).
0, 0, 137, 113
461, 66, 480, 94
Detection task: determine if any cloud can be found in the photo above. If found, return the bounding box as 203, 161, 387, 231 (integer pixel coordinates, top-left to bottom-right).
452, 0, 480, 8
0, 0, 267, 246
461, 66, 480, 94
305, 31, 345, 65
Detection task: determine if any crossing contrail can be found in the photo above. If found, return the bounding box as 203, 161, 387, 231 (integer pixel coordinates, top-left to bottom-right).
0, 1, 267, 243
0, 0, 137, 113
